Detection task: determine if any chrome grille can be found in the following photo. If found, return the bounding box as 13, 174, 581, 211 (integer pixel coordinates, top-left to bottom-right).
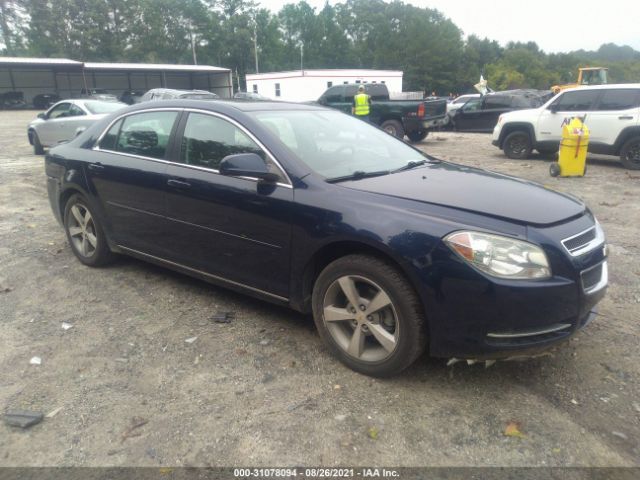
562, 224, 604, 257
563, 228, 596, 252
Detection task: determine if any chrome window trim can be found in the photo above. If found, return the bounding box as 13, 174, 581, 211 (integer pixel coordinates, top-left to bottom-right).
117, 244, 289, 303
561, 223, 605, 257
92, 107, 293, 188
581, 260, 608, 295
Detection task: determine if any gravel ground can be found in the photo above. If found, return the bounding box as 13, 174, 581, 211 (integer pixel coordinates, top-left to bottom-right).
0, 110, 639, 467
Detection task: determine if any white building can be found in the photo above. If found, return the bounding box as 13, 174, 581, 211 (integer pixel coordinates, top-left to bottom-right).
245, 69, 403, 102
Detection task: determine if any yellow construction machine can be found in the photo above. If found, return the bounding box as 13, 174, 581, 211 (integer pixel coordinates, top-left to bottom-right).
551, 67, 609, 94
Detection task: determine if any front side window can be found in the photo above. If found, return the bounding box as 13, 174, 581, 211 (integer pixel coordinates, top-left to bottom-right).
179, 113, 265, 170
551, 90, 599, 111
114, 111, 178, 159
48, 103, 71, 119
594, 89, 640, 111
461, 98, 482, 112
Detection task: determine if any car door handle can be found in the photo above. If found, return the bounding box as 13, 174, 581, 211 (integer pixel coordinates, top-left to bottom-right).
87, 162, 105, 171
619, 115, 634, 120
167, 179, 191, 189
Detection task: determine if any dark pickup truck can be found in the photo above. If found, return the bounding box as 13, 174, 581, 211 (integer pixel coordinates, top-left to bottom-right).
316, 83, 447, 142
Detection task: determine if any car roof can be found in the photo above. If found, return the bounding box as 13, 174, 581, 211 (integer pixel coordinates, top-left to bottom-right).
562, 83, 640, 93
125, 99, 327, 113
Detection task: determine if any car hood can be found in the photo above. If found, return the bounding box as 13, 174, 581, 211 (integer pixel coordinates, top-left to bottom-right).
501, 106, 542, 122
28, 118, 45, 128
339, 162, 585, 226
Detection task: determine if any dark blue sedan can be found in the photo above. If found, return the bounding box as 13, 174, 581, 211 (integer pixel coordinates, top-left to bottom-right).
45, 100, 608, 376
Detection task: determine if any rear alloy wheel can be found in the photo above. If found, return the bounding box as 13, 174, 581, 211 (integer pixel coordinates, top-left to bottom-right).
380, 120, 405, 139
312, 254, 427, 377
407, 130, 429, 143
620, 137, 640, 170
503, 131, 532, 159
31, 131, 44, 155
63, 194, 114, 267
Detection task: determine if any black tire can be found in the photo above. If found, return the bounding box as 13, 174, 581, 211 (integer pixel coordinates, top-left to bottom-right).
549, 163, 561, 177
407, 130, 429, 143
31, 131, 44, 155
380, 119, 405, 139
312, 254, 427, 377
63, 194, 114, 267
620, 137, 640, 170
503, 131, 532, 159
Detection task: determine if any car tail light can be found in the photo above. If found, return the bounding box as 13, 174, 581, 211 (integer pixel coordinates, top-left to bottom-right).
417, 103, 425, 118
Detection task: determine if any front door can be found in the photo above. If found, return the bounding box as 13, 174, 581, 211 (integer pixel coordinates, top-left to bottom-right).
537, 89, 600, 144
38, 102, 72, 146
85, 110, 180, 255
164, 111, 293, 298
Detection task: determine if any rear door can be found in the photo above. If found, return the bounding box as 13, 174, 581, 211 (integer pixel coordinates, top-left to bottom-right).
587, 88, 640, 147
476, 95, 512, 132
537, 89, 600, 143
86, 110, 181, 255
163, 111, 293, 298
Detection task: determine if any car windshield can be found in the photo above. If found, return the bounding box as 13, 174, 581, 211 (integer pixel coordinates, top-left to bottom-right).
250, 110, 428, 180
83, 101, 127, 114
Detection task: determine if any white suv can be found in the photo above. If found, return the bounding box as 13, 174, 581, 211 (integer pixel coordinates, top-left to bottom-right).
492, 84, 640, 169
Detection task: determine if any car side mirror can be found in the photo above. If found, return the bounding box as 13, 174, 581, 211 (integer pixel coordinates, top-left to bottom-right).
219, 153, 280, 183
548, 104, 558, 113
37, 112, 46, 119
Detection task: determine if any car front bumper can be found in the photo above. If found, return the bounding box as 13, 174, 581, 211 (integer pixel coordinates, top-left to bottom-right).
421, 218, 608, 359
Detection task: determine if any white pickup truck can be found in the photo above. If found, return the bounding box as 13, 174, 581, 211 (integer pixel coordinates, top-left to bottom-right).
492, 84, 640, 169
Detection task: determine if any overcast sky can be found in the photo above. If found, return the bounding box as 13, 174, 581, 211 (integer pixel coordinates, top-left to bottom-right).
257, 0, 640, 53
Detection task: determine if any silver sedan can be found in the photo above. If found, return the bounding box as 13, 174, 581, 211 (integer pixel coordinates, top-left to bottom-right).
28, 99, 126, 154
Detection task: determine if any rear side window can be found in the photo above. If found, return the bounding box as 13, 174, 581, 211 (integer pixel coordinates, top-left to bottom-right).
368, 84, 387, 100
552, 90, 599, 111
114, 111, 178, 159
179, 113, 265, 170
98, 119, 123, 150
483, 95, 511, 109
594, 89, 640, 111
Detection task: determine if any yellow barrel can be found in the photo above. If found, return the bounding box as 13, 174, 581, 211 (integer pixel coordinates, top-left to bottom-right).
553, 117, 589, 177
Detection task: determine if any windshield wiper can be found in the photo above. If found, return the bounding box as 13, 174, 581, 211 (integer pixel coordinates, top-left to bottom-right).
326, 170, 390, 183
390, 159, 428, 173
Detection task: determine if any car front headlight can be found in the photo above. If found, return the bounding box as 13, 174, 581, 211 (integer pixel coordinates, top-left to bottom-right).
444, 231, 551, 280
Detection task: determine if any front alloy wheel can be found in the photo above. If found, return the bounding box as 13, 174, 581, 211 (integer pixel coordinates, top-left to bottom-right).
312, 254, 427, 377
323, 275, 399, 362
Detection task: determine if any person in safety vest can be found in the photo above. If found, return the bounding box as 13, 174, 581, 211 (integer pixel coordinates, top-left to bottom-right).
352, 85, 371, 122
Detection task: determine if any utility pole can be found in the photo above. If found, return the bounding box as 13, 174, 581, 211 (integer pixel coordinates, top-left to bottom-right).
190, 22, 198, 65
300, 43, 304, 73
253, 23, 259, 74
